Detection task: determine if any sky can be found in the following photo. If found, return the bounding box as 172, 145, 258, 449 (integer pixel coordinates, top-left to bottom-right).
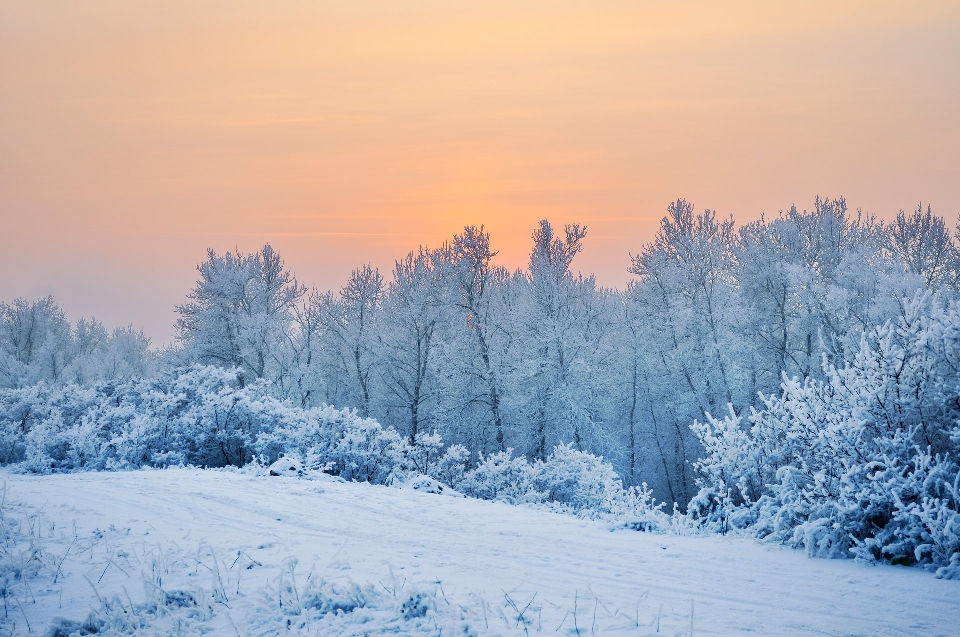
2, 1, 959, 345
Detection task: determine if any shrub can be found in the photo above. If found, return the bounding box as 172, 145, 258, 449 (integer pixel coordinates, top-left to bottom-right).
534, 443, 624, 515
0, 365, 675, 528
455, 444, 648, 519
0, 366, 416, 484
691, 294, 960, 575
456, 449, 538, 503
428, 444, 470, 487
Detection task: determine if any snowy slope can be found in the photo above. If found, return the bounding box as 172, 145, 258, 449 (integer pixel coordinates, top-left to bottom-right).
2, 468, 958, 636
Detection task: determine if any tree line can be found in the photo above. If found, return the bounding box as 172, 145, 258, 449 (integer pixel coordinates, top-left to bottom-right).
3, 197, 958, 506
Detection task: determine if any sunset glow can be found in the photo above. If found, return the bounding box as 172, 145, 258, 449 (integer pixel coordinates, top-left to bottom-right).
2, 0, 958, 343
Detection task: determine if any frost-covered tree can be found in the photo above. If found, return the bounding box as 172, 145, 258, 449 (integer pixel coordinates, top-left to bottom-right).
737, 198, 920, 389
0, 296, 72, 388
433, 226, 513, 452
69, 320, 155, 386
319, 264, 385, 416
96, 326, 155, 382
378, 249, 445, 444
628, 200, 745, 503
887, 203, 959, 289
0, 297, 153, 389
175, 244, 305, 384
279, 288, 326, 408
521, 220, 611, 460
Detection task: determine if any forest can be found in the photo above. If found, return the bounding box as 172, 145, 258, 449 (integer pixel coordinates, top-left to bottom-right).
2, 197, 960, 575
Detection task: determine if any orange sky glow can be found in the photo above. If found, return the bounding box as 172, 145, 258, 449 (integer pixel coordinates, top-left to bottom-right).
2, 1, 959, 344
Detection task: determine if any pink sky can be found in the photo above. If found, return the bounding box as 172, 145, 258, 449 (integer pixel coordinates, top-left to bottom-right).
2, 1, 958, 345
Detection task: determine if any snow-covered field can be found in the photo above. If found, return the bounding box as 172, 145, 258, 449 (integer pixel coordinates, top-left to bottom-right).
2, 468, 958, 636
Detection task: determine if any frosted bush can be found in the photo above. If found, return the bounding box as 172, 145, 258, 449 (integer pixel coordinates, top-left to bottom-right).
0, 385, 40, 463
0, 366, 412, 481
608, 482, 671, 532
428, 444, 469, 487
256, 405, 408, 484
533, 443, 623, 515
403, 431, 444, 476
0, 365, 468, 490
691, 294, 960, 575
331, 421, 405, 483
454, 444, 654, 520
457, 449, 539, 503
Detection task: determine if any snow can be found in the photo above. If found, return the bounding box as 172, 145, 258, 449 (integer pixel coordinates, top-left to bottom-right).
2, 468, 958, 636
401, 474, 466, 497
267, 456, 305, 477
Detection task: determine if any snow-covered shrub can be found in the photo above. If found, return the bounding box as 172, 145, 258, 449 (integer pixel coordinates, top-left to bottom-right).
428, 444, 470, 487
455, 444, 643, 518
395, 433, 471, 487
0, 366, 401, 476
403, 431, 444, 476
328, 419, 406, 483
533, 443, 624, 515
691, 293, 960, 574
0, 385, 42, 464
0, 365, 465, 488
4, 366, 296, 472
255, 405, 408, 484
457, 448, 539, 503
0, 364, 675, 523
851, 448, 960, 575
608, 482, 671, 532
23, 409, 109, 473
